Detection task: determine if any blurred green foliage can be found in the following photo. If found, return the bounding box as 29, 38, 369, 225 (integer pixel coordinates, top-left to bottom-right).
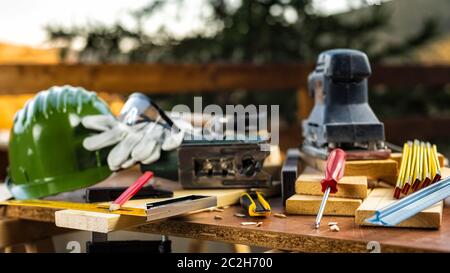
371, 85, 450, 119
45, 0, 449, 149
46, 0, 438, 63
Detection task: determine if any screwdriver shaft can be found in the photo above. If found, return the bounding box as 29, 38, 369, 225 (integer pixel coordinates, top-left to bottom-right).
315, 186, 331, 229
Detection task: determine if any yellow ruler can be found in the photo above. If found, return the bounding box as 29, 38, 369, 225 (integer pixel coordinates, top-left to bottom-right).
0, 199, 146, 217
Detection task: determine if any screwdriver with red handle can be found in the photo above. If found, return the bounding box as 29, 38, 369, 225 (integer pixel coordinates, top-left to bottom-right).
314, 148, 346, 229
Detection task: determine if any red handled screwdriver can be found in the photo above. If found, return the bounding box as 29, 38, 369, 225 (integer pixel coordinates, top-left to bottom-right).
314, 148, 346, 229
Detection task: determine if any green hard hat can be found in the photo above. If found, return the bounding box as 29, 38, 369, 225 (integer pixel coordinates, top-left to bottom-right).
7, 86, 113, 199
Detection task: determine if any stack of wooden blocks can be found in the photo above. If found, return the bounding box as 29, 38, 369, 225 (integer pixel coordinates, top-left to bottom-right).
285, 152, 447, 229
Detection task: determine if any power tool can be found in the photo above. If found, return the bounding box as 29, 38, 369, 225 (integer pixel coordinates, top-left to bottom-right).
302, 49, 390, 160
178, 138, 272, 189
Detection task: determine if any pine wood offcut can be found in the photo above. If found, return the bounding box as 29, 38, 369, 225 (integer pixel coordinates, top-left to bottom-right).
355, 188, 443, 229
286, 194, 362, 216
299, 151, 399, 185
295, 174, 368, 199
287, 167, 367, 216
355, 167, 450, 229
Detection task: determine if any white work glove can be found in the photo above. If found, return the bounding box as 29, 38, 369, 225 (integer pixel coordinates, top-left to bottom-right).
82, 115, 189, 171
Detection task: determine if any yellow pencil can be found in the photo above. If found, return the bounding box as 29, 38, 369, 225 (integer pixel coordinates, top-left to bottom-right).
402, 141, 415, 195
411, 141, 424, 191
416, 142, 430, 191
431, 144, 441, 184
394, 142, 409, 198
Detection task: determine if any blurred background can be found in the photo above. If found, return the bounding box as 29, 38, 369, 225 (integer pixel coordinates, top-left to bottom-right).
0, 0, 449, 252
1, 0, 450, 142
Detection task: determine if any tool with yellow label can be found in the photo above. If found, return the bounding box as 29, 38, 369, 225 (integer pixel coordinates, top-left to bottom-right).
393, 140, 442, 198
239, 190, 271, 217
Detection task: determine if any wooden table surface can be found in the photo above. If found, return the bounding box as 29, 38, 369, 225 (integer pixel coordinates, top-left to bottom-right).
3, 197, 450, 253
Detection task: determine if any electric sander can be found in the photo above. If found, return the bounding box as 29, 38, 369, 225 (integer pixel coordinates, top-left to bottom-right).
302, 49, 390, 160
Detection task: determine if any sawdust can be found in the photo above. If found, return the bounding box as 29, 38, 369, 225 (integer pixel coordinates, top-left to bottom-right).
241, 222, 258, 226
274, 213, 287, 218
234, 213, 246, 218
330, 224, 340, 232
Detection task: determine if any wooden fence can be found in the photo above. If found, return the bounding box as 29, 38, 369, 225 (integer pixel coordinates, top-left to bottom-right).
0, 63, 449, 149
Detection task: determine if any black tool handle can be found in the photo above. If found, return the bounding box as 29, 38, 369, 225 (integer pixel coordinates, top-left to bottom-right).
85, 186, 173, 203
281, 149, 301, 206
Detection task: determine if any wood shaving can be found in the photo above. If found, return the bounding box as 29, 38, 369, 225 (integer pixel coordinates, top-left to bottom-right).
256, 222, 263, 227
208, 207, 224, 212
241, 222, 258, 226
214, 215, 223, 220
234, 213, 246, 218
274, 213, 287, 218
330, 224, 340, 232
328, 222, 338, 226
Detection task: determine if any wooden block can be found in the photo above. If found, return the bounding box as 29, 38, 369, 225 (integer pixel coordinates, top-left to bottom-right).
345, 159, 398, 182
285, 194, 362, 216
55, 210, 144, 233
299, 151, 398, 184
440, 166, 450, 179
355, 188, 443, 229
263, 145, 283, 180
295, 175, 368, 199
377, 176, 397, 186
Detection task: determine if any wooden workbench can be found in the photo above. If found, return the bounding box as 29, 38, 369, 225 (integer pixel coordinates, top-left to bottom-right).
3, 196, 450, 252
1, 154, 450, 252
